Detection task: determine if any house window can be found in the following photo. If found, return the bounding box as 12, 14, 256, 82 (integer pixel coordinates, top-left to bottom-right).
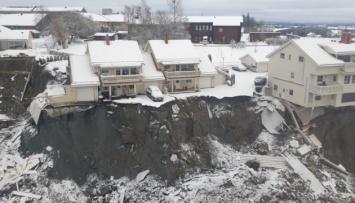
291, 72, 295, 79
122, 68, 129, 75
187, 80, 192, 83
352, 75, 355, 83
164, 65, 170, 71
181, 65, 187, 71
333, 75, 337, 82
195, 36, 198, 42
195, 25, 198, 30
101, 68, 109, 74
209, 36, 212, 42
289, 90, 293, 95
188, 64, 194, 70
280, 53, 285, 59
198, 25, 201, 30
102, 86, 109, 91
210, 25, 212, 30
315, 95, 321, 100
131, 68, 137, 75
273, 85, 278, 90
289, 55, 291, 60
176, 80, 179, 83
202, 25, 205, 30
299, 56, 304, 62
344, 75, 351, 84
317, 76, 323, 83
116, 68, 121, 75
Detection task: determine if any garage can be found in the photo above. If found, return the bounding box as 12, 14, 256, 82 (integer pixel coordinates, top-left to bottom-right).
144, 81, 160, 92
214, 74, 225, 86
199, 77, 212, 89
76, 87, 95, 102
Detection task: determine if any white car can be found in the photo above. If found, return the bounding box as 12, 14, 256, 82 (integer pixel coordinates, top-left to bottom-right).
146, 86, 164, 102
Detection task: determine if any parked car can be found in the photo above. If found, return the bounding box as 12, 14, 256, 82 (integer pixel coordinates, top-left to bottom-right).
232, 65, 246, 72
146, 86, 164, 102
254, 76, 267, 86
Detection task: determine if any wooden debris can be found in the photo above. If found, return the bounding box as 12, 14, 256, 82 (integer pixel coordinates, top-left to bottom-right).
12, 191, 41, 199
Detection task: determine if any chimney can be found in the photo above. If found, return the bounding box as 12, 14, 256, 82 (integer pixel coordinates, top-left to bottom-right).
105, 34, 110, 45
164, 33, 169, 44
341, 32, 352, 44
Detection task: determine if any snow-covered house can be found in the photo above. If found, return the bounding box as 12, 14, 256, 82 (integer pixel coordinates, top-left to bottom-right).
267, 38, 355, 108
87, 39, 144, 99
145, 37, 202, 93
48, 55, 100, 105
82, 13, 127, 32
0, 13, 46, 30
240, 52, 269, 73
187, 16, 243, 44
0, 26, 33, 50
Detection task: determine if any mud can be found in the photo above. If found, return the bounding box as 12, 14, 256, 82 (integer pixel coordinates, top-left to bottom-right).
22, 96, 264, 185
310, 107, 355, 175
0, 57, 51, 117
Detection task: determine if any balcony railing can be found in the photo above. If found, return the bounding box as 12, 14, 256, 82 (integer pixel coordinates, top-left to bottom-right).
164, 70, 201, 79
100, 74, 143, 84
342, 63, 355, 72
308, 84, 344, 95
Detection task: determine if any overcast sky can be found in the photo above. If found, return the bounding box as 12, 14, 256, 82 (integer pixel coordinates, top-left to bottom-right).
1, 0, 355, 24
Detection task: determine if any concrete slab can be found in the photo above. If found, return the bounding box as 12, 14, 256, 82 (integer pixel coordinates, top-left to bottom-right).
297, 145, 311, 156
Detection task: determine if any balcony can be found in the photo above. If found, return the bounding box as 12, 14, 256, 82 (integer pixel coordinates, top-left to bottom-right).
100, 74, 143, 84
163, 70, 201, 79
308, 84, 344, 95
342, 63, 355, 72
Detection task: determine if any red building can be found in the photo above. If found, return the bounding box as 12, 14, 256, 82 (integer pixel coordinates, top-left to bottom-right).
187, 16, 243, 44
249, 32, 281, 42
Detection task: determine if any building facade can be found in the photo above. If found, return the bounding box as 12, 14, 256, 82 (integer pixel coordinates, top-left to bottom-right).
267, 38, 355, 108
187, 16, 243, 44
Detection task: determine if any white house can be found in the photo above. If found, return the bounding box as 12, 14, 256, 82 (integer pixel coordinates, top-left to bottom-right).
47, 55, 100, 105
145, 37, 202, 93
267, 38, 355, 108
240, 52, 269, 73
87, 39, 145, 99
0, 26, 33, 50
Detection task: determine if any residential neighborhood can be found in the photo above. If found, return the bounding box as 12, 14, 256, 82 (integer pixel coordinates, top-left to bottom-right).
1, 2, 355, 202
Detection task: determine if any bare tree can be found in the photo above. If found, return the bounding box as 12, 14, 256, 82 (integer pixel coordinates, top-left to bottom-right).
49, 18, 69, 48
122, 5, 137, 24
166, 0, 189, 39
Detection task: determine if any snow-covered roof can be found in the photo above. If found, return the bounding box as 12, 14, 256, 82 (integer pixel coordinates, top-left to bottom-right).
147, 40, 201, 65
88, 40, 144, 67
103, 14, 125, 22
0, 28, 31, 40
319, 43, 355, 55
82, 13, 111, 22
0, 6, 86, 13
33, 7, 86, 12
70, 55, 100, 87
198, 53, 217, 76
0, 13, 45, 26
93, 32, 116, 37
187, 16, 243, 26
142, 53, 165, 81
267, 39, 344, 67
240, 51, 269, 63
